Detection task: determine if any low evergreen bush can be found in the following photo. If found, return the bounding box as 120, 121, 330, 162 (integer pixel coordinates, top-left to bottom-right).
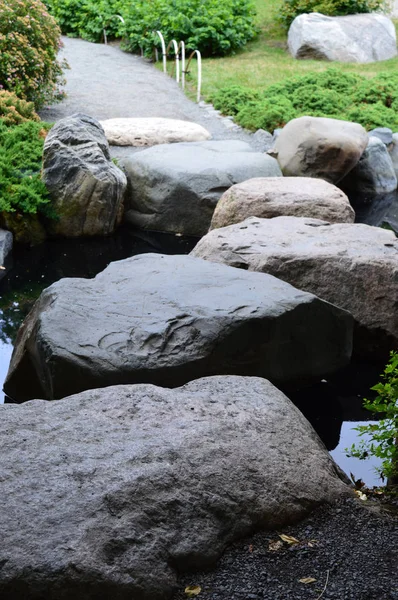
0, 120, 54, 218
0, 0, 66, 108
279, 0, 385, 28
45, 0, 257, 56
212, 69, 398, 132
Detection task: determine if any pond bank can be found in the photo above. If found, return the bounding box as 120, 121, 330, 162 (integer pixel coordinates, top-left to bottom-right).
173, 496, 398, 600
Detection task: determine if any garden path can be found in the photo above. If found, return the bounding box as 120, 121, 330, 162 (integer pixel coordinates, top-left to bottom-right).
39, 36, 255, 155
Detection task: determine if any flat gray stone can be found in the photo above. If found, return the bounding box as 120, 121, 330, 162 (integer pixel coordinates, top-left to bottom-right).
120, 140, 282, 236
192, 216, 398, 359
0, 376, 349, 600
4, 253, 353, 401
99, 117, 211, 146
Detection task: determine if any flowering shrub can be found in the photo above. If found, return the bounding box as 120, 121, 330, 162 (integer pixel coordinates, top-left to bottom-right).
0, 0, 66, 108
0, 91, 40, 126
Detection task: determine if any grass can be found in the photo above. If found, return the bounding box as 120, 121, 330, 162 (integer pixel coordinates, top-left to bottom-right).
178, 0, 398, 102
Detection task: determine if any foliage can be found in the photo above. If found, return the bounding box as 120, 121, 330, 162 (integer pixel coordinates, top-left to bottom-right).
44, 0, 122, 43
0, 91, 40, 127
0, 0, 66, 108
347, 352, 398, 483
0, 120, 55, 219
212, 85, 260, 115
45, 0, 257, 56
236, 97, 296, 130
211, 69, 398, 132
279, 0, 386, 28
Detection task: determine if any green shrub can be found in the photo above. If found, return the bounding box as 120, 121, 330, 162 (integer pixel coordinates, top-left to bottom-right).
0, 120, 54, 218
212, 85, 260, 115
121, 0, 257, 56
0, 91, 40, 127
0, 0, 66, 108
46, 0, 257, 56
347, 351, 398, 485
237, 97, 296, 130
279, 0, 385, 28
44, 0, 121, 43
211, 68, 398, 132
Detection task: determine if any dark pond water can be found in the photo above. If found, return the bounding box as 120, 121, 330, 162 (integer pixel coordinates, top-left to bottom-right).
0, 225, 384, 487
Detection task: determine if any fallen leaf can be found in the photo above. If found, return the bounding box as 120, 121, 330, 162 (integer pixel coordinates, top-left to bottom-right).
185, 585, 201, 597
299, 577, 317, 584
268, 539, 284, 552
248, 544, 253, 553
354, 490, 367, 501
308, 539, 318, 548
279, 534, 300, 545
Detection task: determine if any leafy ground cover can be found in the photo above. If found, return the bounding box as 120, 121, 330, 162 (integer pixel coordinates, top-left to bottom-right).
212, 69, 398, 131
0, 120, 53, 218
184, 0, 398, 112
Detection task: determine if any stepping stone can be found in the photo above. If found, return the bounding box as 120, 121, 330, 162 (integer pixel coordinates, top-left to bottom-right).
192, 216, 398, 359
120, 140, 282, 236
4, 253, 353, 401
0, 376, 349, 600
100, 117, 211, 146
210, 177, 355, 230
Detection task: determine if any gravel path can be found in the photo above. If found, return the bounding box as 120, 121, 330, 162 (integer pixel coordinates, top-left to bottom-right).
39, 37, 256, 158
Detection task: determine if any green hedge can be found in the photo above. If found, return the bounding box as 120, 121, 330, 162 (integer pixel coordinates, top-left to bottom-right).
44, 0, 257, 56
279, 0, 385, 28
212, 69, 398, 132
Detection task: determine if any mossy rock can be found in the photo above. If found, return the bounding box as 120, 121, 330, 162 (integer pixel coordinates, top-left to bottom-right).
1, 212, 47, 245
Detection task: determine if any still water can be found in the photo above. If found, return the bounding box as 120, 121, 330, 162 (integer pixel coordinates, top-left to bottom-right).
0, 226, 384, 487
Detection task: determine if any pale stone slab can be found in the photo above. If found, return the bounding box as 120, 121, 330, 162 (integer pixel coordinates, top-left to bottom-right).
100, 117, 212, 146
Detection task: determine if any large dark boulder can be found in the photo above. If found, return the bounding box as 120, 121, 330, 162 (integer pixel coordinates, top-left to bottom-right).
192, 216, 398, 359
120, 140, 282, 236
0, 376, 350, 600
42, 113, 127, 237
4, 254, 353, 401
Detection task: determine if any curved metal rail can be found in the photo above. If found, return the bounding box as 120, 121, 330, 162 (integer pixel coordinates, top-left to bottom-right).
155, 31, 202, 102
103, 14, 125, 45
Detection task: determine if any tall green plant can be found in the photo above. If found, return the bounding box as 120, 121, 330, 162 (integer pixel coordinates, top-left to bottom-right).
347, 352, 398, 485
